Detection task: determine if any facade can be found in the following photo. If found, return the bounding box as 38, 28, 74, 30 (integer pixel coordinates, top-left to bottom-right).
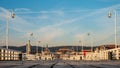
22, 53, 36, 60
23, 40, 36, 60
81, 50, 92, 60
55, 47, 82, 60
99, 47, 120, 60
68, 53, 82, 60
40, 46, 54, 60
85, 45, 120, 61
1, 43, 120, 61
85, 52, 99, 61
0, 48, 22, 61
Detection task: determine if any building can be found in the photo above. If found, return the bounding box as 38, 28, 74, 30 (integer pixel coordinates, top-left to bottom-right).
85, 45, 120, 61
55, 47, 75, 59
40, 46, 54, 60
22, 53, 36, 60
22, 40, 37, 60
55, 47, 82, 60
26, 40, 31, 54
85, 52, 99, 61
81, 50, 93, 60
68, 52, 82, 60
0, 48, 22, 61
96, 45, 120, 60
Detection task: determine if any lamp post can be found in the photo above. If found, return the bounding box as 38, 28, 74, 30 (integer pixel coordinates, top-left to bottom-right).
6, 10, 15, 49
79, 40, 83, 53
108, 10, 117, 48
37, 41, 41, 55
87, 33, 93, 52
79, 40, 84, 60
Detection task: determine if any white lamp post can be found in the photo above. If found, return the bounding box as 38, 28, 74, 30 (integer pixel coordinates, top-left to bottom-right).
87, 33, 93, 52
79, 40, 84, 60
79, 40, 83, 53
37, 41, 41, 55
6, 10, 15, 49
108, 10, 117, 48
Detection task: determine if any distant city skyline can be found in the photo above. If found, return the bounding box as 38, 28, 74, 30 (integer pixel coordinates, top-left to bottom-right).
0, 0, 120, 46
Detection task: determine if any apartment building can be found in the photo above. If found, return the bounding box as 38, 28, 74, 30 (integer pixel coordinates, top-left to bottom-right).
85, 45, 120, 61
0, 48, 22, 61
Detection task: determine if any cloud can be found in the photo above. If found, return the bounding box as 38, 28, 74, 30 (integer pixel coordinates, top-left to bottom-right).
15, 10, 64, 16
56, 10, 64, 16
0, 7, 66, 45
75, 34, 84, 40
34, 4, 120, 44
0, 7, 9, 21
15, 8, 31, 12
0, 7, 36, 46
35, 25, 64, 42
0, 7, 35, 32
37, 15, 48, 19
41, 29, 64, 41
97, 0, 119, 2
1, 4, 120, 46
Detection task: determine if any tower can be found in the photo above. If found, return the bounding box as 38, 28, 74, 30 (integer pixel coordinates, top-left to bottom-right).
26, 40, 31, 54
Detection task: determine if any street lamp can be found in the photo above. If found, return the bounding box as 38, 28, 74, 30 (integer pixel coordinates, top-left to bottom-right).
37, 41, 41, 55
108, 10, 117, 48
6, 10, 15, 49
79, 40, 83, 53
28, 32, 33, 40
79, 40, 84, 60
87, 33, 93, 52
11, 11, 15, 18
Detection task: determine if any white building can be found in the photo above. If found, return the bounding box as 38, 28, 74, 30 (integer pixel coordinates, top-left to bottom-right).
40, 46, 54, 60
68, 53, 82, 60
85, 45, 120, 61
18, 40, 36, 61
22, 53, 36, 60
26, 40, 31, 54
85, 52, 99, 61
0, 48, 22, 61
55, 47, 83, 60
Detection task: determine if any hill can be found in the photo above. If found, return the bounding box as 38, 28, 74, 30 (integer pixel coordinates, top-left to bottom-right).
0, 45, 95, 54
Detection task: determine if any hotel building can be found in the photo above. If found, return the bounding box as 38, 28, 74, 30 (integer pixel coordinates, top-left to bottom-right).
85, 45, 120, 60
0, 48, 22, 61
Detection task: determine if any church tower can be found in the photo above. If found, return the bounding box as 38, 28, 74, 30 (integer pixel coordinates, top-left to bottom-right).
26, 40, 31, 54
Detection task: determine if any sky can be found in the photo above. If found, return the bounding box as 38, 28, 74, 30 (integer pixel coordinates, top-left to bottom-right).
0, 0, 120, 47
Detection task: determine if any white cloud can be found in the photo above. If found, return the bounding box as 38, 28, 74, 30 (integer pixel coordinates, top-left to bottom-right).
97, 0, 119, 2
1, 4, 120, 46
15, 8, 31, 12
0, 7, 9, 21
15, 10, 64, 15
34, 4, 120, 45
41, 29, 64, 41
35, 25, 64, 42
56, 10, 64, 16
37, 15, 48, 19
0, 7, 36, 45
0, 7, 34, 33
75, 34, 84, 40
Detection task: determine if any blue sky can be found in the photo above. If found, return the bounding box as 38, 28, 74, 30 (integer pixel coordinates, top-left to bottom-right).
0, 0, 120, 47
